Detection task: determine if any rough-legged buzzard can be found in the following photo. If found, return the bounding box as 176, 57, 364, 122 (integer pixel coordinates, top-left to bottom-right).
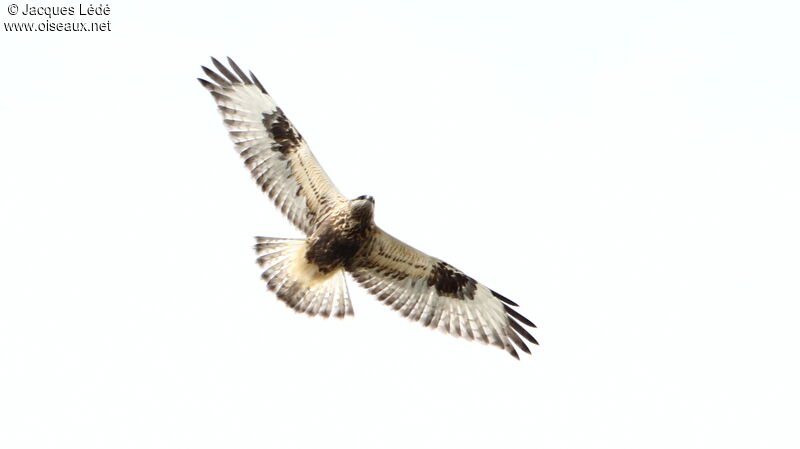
199, 58, 538, 358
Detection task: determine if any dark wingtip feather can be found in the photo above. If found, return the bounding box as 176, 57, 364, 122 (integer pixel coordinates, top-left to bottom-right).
209, 91, 232, 103
197, 78, 214, 90
503, 304, 536, 328
227, 57, 251, 84
507, 330, 531, 355
250, 71, 268, 94
491, 289, 519, 307
211, 57, 241, 84
509, 319, 539, 345
202, 65, 229, 87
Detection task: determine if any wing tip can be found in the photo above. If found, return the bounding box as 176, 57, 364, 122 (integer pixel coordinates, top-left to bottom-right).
210, 56, 242, 85
201, 65, 231, 87
507, 329, 532, 355
502, 303, 536, 328
490, 289, 519, 307
197, 77, 214, 89
202, 57, 269, 95
227, 56, 252, 84
509, 318, 539, 346
250, 70, 268, 94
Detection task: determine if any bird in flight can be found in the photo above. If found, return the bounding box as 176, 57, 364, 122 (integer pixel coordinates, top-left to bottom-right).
199, 57, 538, 358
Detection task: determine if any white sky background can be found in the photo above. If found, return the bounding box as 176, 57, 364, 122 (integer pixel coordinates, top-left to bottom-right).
1, 1, 799, 447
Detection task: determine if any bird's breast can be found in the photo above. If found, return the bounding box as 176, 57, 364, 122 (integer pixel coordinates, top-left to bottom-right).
304, 216, 371, 273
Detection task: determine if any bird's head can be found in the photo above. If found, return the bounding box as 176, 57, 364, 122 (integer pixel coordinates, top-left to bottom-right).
351, 195, 375, 222
354, 195, 375, 204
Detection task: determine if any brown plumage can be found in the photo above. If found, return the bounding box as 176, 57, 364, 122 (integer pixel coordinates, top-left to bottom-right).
200, 57, 538, 358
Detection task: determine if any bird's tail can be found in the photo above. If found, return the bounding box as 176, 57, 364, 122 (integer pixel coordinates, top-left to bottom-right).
254, 237, 353, 318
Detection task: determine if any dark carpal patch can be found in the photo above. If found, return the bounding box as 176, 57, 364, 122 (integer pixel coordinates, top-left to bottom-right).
428, 261, 477, 300
262, 109, 302, 154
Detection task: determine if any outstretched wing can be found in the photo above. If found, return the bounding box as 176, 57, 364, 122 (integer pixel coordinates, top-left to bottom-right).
199, 57, 346, 235
348, 227, 538, 359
